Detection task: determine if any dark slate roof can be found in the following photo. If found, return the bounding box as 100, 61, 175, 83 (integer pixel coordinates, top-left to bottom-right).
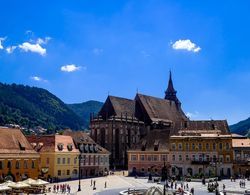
63, 130, 110, 154
99, 95, 135, 118
136, 94, 187, 123
109, 95, 135, 116
130, 129, 170, 151
179, 120, 229, 134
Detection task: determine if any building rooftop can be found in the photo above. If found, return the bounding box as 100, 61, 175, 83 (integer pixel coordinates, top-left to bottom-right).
0, 127, 38, 154
27, 134, 79, 153
63, 130, 110, 154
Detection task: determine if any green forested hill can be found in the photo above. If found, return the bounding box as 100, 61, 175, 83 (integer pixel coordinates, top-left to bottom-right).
230, 117, 250, 137
67, 100, 103, 127
0, 83, 84, 131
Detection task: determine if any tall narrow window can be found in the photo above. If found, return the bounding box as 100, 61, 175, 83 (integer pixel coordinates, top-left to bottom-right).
16, 161, 20, 169
7, 161, 12, 169
0, 161, 3, 169
31, 161, 35, 169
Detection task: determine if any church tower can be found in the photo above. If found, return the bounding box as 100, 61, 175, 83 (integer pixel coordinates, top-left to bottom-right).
165, 71, 181, 108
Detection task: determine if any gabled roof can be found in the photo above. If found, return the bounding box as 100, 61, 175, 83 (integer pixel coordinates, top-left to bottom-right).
63, 130, 110, 154
109, 95, 135, 116
27, 134, 79, 153
99, 95, 135, 118
0, 127, 37, 154
179, 120, 229, 134
135, 94, 187, 123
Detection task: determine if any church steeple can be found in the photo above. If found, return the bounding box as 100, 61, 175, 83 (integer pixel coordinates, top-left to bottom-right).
165, 71, 181, 107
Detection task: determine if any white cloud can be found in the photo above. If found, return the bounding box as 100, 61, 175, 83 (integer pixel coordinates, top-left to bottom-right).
19, 42, 46, 56
172, 39, 201, 53
30, 76, 48, 82
6, 46, 17, 54
36, 37, 51, 45
60, 64, 83, 72
93, 48, 103, 55
0, 37, 6, 49
186, 111, 199, 119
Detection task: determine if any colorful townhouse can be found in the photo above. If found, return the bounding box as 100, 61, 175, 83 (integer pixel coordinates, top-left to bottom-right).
63, 130, 110, 178
0, 127, 40, 182
169, 129, 233, 178
232, 138, 250, 177
27, 134, 80, 181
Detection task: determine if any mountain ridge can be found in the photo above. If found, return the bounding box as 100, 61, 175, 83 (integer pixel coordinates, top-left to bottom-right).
0, 82, 84, 132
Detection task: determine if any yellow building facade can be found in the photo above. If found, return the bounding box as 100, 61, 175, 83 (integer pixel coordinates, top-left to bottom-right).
0, 127, 40, 182
170, 133, 233, 177
27, 135, 79, 181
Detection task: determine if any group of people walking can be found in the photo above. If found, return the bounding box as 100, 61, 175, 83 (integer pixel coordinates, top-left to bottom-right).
53, 183, 71, 193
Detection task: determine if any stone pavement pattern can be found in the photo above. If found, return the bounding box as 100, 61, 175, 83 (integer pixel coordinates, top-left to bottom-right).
46, 175, 250, 195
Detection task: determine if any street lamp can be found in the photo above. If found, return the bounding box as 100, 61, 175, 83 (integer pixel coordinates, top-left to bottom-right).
78, 154, 82, 192
77, 143, 84, 192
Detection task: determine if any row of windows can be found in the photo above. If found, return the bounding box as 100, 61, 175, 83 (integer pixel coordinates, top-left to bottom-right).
0, 160, 36, 170
131, 154, 231, 163
57, 169, 77, 176
57, 157, 77, 165
131, 154, 167, 162
171, 142, 231, 151
56, 156, 109, 165
171, 154, 231, 162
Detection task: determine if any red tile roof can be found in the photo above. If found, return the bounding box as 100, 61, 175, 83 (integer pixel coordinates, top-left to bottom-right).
0, 127, 38, 154
27, 134, 79, 153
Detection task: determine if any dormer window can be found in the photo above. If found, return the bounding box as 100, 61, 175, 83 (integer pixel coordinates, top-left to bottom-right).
89, 145, 93, 153
30, 143, 37, 148
67, 144, 73, 151
79, 144, 84, 153
93, 145, 98, 153
19, 142, 25, 151
57, 143, 64, 151
84, 144, 89, 153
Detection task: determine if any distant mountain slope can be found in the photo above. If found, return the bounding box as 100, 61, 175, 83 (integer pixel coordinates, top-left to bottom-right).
230, 117, 250, 136
0, 83, 84, 131
67, 100, 103, 127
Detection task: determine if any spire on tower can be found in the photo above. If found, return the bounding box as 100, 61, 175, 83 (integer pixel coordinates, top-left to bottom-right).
164, 71, 181, 107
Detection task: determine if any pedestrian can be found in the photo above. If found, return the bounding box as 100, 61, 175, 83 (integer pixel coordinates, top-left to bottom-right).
186, 183, 189, 190
93, 180, 96, 190
91, 179, 93, 186
175, 182, 177, 189
190, 187, 194, 195
223, 184, 225, 190
105, 181, 107, 188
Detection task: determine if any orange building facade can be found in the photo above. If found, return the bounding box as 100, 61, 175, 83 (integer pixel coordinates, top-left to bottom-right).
0, 127, 40, 182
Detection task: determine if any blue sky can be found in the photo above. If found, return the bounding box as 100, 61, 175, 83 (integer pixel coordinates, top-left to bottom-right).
0, 0, 250, 125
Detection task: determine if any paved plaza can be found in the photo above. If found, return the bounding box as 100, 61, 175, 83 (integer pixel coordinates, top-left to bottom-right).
46, 174, 250, 195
